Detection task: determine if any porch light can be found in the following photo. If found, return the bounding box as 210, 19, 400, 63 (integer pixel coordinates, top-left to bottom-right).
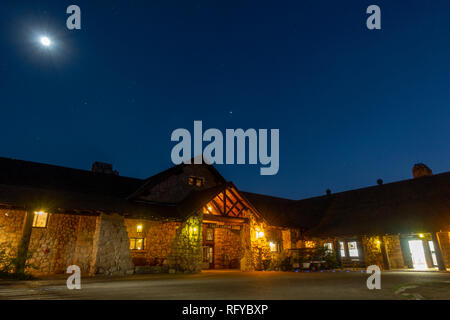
137, 224, 143, 232
255, 230, 264, 239
189, 226, 198, 234
418, 233, 424, 238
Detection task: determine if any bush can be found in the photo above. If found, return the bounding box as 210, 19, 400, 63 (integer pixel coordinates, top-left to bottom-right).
0, 244, 36, 280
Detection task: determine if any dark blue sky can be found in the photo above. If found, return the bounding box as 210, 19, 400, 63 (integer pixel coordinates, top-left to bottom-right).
1, 0, 449, 199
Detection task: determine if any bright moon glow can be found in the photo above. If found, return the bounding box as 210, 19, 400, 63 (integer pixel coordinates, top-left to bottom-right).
40, 36, 51, 47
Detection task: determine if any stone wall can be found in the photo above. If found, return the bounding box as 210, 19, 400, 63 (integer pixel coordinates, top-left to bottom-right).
438, 232, 450, 268
214, 227, 242, 269
124, 219, 179, 268
383, 235, 405, 269
361, 236, 384, 268
28, 214, 85, 274
72, 216, 98, 273
0, 209, 25, 262
89, 213, 134, 276
0, 210, 133, 276
240, 223, 253, 271
166, 212, 203, 273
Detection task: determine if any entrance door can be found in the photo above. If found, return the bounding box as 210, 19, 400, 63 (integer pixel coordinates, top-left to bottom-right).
408, 240, 427, 270
202, 245, 214, 269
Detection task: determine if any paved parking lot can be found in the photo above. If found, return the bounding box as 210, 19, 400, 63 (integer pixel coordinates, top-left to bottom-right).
0, 270, 449, 300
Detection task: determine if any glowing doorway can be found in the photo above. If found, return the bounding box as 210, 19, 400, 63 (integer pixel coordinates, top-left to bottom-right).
408, 240, 427, 270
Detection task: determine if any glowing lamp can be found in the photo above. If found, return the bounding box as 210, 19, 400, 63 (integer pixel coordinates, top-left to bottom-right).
418, 233, 424, 238
137, 224, 143, 232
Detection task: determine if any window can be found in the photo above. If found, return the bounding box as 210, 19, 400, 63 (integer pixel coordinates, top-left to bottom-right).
269, 242, 280, 252
130, 238, 145, 250
428, 241, 438, 266
340, 241, 346, 257
188, 176, 205, 187
348, 241, 359, 257
32, 211, 49, 228
206, 228, 214, 241
324, 242, 333, 254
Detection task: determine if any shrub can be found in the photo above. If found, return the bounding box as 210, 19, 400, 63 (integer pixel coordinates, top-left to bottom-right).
0, 243, 37, 280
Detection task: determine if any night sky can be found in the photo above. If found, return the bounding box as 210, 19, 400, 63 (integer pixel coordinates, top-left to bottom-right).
1, 0, 450, 200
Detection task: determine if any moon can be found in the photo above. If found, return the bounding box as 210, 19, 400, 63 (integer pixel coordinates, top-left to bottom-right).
40, 36, 51, 47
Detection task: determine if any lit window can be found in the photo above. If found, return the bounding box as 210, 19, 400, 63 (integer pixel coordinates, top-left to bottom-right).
32, 211, 49, 228
206, 228, 214, 241
348, 241, 359, 257
269, 242, 279, 252
130, 238, 145, 250
324, 242, 333, 254
340, 241, 346, 257
188, 176, 205, 187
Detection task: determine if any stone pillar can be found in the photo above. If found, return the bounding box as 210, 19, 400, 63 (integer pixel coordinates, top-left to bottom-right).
380, 236, 391, 270
334, 239, 342, 266
432, 232, 446, 271
89, 213, 134, 276
239, 223, 253, 271
15, 210, 34, 274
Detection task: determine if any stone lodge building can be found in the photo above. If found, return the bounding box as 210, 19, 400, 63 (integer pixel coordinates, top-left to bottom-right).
0, 157, 449, 276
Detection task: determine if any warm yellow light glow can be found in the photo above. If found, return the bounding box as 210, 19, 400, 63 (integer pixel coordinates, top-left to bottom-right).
376, 240, 381, 244
304, 241, 315, 248
193, 227, 197, 232
418, 233, 424, 238
269, 242, 276, 251
208, 206, 212, 211
33, 211, 49, 228
137, 224, 143, 232
258, 231, 264, 238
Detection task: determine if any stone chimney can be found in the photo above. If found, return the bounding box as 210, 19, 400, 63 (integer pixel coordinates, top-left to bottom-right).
91, 162, 119, 175
412, 163, 432, 178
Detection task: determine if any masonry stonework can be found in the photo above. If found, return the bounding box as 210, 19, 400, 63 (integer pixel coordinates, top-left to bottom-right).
0, 209, 25, 261
214, 227, 242, 269
438, 232, 450, 268
166, 212, 203, 273
125, 219, 180, 270
383, 235, 405, 269
89, 213, 134, 276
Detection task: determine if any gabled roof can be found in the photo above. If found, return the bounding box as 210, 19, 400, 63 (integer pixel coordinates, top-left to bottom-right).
127, 160, 226, 200
180, 182, 265, 222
